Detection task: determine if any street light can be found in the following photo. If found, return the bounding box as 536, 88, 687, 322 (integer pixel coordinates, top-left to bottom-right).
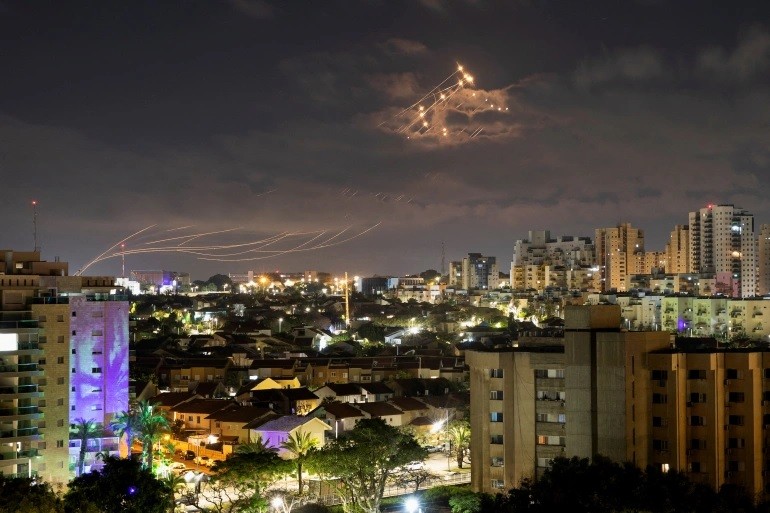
405, 497, 420, 513
271, 495, 284, 513
278, 317, 284, 333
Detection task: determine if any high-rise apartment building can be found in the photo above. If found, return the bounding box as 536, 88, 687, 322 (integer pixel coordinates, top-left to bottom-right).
469, 303, 770, 499
758, 224, 770, 296
510, 231, 595, 291
665, 225, 691, 274
0, 250, 128, 484
467, 305, 670, 493
688, 204, 756, 298
595, 223, 645, 292
461, 254, 498, 290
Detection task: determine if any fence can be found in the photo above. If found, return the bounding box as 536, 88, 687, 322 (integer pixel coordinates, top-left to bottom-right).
313, 472, 471, 506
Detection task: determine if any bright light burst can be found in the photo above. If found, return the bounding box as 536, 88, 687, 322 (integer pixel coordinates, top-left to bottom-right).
75, 223, 381, 275
378, 63, 507, 145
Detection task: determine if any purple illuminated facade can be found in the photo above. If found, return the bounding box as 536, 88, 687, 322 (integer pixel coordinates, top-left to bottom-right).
68, 296, 129, 424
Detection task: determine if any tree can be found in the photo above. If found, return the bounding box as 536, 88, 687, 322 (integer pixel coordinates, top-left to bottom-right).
280, 430, 319, 495
110, 408, 140, 458
134, 400, 170, 471
70, 418, 101, 476
63, 456, 173, 513
204, 447, 291, 513
0, 475, 64, 513
307, 418, 426, 513
447, 420, 470, 468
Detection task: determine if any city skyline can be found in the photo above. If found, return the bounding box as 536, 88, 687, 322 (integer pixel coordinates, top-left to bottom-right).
2, 1, 770, 278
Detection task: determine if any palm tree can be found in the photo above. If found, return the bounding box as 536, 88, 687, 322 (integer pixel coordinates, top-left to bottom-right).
110, 407, 140, 458
235, 434, 275, 455
70, 418, 101, 476
447, 420, 470, 469
280, 430, 318, 494
135, 400, 170, 471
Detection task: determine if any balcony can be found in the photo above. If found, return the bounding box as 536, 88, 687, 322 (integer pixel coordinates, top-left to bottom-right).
0, 427, 40, 441
0, 448, 39, 463
0, 385, 40, 398
0, 363, 41, 377
0, 406, 41, 420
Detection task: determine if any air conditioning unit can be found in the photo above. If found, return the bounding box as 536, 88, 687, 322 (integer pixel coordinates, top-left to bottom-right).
724, 379, 731, 386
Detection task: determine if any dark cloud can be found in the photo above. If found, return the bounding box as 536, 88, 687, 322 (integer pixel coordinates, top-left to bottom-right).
697, 27, 770, 83
226, 0, 274, 19
2, 2, 770, 277
381, 38, 431, 56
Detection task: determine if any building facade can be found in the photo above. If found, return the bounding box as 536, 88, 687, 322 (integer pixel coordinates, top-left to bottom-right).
688, 204, 756, 298
461, 254, 499, 291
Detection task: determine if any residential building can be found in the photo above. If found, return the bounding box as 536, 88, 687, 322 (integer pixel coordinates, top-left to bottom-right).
467, 305, 670, 493
688, 204, 756, 298
595, 223, 645, 292
665, 225, 691, 274
461, 254, 499, 291
759, 224, 770, 296
510, 231, 595, 292
0, 249, 129, 485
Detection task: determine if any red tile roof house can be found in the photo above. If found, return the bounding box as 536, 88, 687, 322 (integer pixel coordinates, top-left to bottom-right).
206, 405, 278, 445
355, 401, 405, 427
321, 401, 366, 437
251, 415, 331, 456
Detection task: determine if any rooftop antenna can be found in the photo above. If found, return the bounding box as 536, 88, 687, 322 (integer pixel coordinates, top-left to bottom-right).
32, 200, 39, 252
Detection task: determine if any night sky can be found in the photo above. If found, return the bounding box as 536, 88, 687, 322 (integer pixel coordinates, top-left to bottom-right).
2, 1, 770, 279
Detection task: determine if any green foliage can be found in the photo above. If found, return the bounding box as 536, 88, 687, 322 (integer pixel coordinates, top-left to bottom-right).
494, 455, 764, 513
356, 323, 386, 343
0, 476, 64, 513
70, 418, 101, 477
133, 400, 170, 471
203, 444, 292, 513
306, 418, 427, 513
63, 456, 173, 513
281, 430, 319, 495
449, 493, 482, 513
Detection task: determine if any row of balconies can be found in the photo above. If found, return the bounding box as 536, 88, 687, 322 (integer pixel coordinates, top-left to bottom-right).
0, 427, 39, 440
0, 385, 39, 396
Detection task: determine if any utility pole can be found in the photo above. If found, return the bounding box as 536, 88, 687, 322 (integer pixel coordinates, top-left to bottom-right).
32, 200, 39, 252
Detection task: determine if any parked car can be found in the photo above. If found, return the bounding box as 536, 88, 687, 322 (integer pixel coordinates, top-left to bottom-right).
184, 450, 196, 460
194, 455, 210, 466
425, 445, 444, 453
169, 462, 188, 473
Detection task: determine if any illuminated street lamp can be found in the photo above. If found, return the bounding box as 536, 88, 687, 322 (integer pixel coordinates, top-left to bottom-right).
271, 495, 284, 513
278, 317, 284, 333
405, 497, 420, 513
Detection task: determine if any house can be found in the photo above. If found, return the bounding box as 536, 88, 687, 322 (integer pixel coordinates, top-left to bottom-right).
388, 396, 432, 425
291, 326, 333, 351
251, 415, 331, 456
312, 383, 363, 404
322, 401, 366, 436
150, 391, 201, 414
169, 399, 236, 434
355, 401, 405, 427
358, 382, 394, 402
206, 405, 277, 445
249, 359, 297, 381
247, 387, 320, 415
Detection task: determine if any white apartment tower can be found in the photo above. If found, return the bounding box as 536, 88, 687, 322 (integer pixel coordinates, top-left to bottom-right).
461, 254, 499, 290
688, 204, 756, 298
510, 230, 595, 291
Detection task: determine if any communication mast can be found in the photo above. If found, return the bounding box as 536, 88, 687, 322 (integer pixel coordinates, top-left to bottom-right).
32, 200, 39, 252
